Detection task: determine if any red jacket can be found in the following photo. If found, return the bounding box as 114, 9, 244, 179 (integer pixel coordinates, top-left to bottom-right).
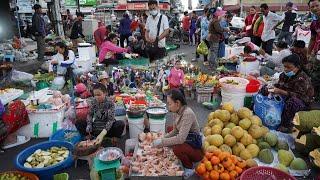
94, 26, 108, 50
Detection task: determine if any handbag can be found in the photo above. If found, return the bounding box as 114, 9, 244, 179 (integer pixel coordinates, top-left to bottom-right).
146, 15, 163, 52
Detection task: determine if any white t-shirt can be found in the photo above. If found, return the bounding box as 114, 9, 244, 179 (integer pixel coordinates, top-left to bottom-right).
261, 12, 283, 42
49, 50, 76, 75
146, 13, 169, 48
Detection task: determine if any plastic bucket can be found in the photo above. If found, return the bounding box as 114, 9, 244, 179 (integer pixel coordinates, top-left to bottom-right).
128, 117, 144, 139
149, 118, 166, 133
221, 90, 246, 111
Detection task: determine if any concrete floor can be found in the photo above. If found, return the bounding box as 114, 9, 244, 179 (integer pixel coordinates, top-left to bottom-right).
0, 44, 212, 179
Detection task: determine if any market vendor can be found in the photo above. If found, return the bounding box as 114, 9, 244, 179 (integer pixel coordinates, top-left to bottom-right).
259, 41, 291, 76
98, 33, 129, 64
168, 60, 185, 95
49, 42, 76, 83
98, 73, 114, 96
270, 54, 314, 133
152, 89, 203, 179
75, 83, 125, 139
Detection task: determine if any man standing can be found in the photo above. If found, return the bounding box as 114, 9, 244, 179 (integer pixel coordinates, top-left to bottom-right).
145, 0, 169, 62
70, 12, 85, 47
182, 11, 190, 44
32, 4, 46, 61
274, 2, 297, 45
260, 3, 282, 55
119, 13, 132, 48
207, 7, 229, 68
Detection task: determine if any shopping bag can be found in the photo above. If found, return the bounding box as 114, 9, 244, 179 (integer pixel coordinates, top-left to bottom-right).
253, 94, 284, 130
197, 41, 209, 55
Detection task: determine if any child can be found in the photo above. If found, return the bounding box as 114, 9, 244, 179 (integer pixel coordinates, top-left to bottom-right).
75, 83, 125, 138
168, 60, 185, 91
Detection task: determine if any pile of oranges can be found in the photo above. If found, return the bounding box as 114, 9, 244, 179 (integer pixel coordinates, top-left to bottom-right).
196, 149, 247, 180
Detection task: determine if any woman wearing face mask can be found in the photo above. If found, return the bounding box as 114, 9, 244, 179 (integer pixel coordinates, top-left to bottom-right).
98, 33, 129, 63
152, 89, 203, 179
75, 83, 125, 139
49, 42, 76, 85
270, 54, 314, 133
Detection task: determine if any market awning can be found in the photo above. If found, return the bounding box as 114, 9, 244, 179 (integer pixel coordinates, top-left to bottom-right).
242, 3, 309, 11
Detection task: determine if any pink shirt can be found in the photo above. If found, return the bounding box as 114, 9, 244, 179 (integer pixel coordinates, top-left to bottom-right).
168, 67, 184, 87
99, 41, 128, 62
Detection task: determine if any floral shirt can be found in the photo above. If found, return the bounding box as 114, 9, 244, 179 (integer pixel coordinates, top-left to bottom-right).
86, 96, 115, 135
275, 70, 314, 104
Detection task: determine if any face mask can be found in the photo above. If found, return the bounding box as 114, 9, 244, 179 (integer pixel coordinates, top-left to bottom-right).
150, 10, 158, 16
285, 71, 295, 77
312, 13, 318, 21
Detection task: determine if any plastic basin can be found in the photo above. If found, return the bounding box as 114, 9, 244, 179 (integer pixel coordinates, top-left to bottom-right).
15, 141, 74, 180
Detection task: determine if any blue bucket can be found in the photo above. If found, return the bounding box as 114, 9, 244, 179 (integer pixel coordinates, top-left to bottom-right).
15, 141, 74, 180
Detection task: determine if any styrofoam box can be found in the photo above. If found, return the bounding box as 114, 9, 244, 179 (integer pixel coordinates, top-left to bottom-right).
75, 58, 93, 72
17, 106, 66, 138
77, 43, 96, 62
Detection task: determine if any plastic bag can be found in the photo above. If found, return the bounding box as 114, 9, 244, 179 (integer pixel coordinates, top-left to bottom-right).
11, 70, 33, 82
253, 94, 284, 130
197, 41, 209, 55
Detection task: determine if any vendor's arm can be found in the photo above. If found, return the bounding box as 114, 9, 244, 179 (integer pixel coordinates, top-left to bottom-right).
164, 124, 178, 138
159, 112, 195, 147
86, 98, 95, 130
108, 43, 128, 53
105, 98, 116, 132
60, 50, 75, 67
78, 22, 85, 38
145, 18, 152, 42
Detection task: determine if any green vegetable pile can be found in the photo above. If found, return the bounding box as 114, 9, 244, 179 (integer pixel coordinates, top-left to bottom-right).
33, 72, 54, 83
0, 173, 30, 180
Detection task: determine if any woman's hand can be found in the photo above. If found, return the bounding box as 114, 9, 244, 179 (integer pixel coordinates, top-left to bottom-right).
273, 87, 288, 96
51, 60, 58, 65
151, 138, 162, 148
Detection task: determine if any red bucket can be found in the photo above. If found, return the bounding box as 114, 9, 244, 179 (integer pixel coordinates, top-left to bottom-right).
246, 79, 260, 93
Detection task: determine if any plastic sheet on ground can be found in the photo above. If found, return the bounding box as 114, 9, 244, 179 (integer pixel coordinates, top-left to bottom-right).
11, 70, 33, 83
